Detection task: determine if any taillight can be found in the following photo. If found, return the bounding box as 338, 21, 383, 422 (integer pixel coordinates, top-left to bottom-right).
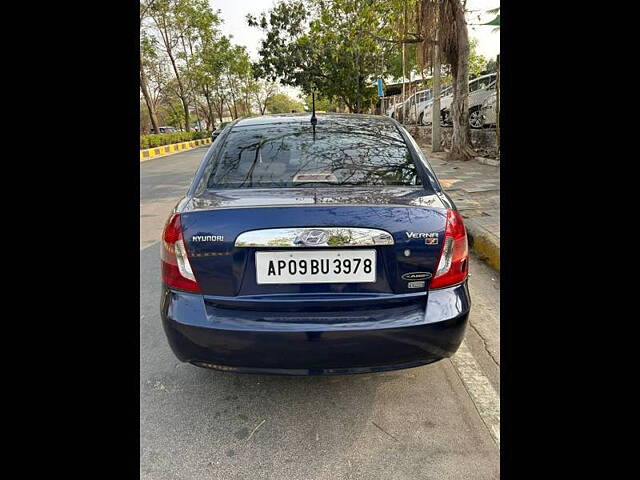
429, 209, 469, 289
161, 213, 201, 293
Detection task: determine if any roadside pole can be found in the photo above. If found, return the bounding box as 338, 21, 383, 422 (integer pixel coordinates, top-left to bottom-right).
432, 30, 442, 153
402, 42, 406, 124
413, 83, 418, 125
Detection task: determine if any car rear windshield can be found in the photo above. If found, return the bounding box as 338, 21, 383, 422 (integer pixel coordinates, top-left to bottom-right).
206, 119, 421, 189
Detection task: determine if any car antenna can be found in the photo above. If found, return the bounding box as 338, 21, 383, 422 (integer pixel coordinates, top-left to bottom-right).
310, 88, 317, 140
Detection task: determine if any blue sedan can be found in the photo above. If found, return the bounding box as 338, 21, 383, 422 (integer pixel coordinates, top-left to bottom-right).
161, 113, 470, 375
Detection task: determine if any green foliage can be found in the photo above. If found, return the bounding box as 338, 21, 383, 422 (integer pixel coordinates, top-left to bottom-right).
484, 58, 498, 74
303, 93, 339, 112
249, 0, 387, 112
141, 0, 263, 133
265, 93, 305, 114
468, 39, 488, 78
140, 130, 211, 149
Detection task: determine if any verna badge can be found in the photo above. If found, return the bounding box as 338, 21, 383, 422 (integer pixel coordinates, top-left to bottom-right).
406, 231, 439, 245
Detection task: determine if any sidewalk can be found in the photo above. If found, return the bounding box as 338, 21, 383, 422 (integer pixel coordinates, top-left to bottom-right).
415, 139, 500, 271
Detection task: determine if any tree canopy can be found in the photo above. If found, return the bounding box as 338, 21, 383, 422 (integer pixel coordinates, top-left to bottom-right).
140, 0, 279, 133
249, 0, 399, 113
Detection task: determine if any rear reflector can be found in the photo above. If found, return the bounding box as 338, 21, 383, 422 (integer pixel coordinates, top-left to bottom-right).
429, 209, 469, 289
161, 213, 201, 293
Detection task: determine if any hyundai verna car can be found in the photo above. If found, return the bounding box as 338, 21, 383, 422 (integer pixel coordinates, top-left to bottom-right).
161, 113, 470, 375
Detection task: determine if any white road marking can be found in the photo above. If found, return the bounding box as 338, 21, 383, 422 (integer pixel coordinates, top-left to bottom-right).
450, 340, 500, 447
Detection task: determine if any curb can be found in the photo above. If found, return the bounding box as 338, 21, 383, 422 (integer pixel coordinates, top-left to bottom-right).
465, 219, 500, 272
140, 138, 212, 162
476, 156, 500, 167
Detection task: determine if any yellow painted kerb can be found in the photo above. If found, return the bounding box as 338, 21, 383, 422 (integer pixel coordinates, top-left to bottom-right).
140, 137, 212, 162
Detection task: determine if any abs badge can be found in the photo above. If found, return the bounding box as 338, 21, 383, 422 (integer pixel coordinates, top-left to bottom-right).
406, 231, 439, 245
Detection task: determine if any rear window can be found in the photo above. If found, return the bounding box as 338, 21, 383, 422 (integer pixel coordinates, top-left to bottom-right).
206, 120, 421, 189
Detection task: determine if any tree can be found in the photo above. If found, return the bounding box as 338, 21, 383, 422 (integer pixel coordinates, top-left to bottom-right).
147, 0, 216, 131
195, 34, 233, 124
303, 92, 338, 112
468, 38, 488, 78
248, 0, 388, 113
420, 0, 476, 160
253, 80, 279, 115
140, 2, 160, 133
266, 93, 305, 114
224, 45, 253, 119
141, 0, 267, 132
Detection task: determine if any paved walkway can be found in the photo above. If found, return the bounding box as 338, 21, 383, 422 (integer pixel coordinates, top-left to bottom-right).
415, 138, 500, 270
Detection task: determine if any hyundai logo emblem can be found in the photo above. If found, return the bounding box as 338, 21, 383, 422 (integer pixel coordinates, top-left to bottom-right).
296, 229, 329, 246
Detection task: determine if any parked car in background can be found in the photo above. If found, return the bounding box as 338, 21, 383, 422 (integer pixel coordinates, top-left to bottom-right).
211, 122, 230, 141
390, 102, 405, 123
153, 126, 178, 134
441, 73, 497, 128
420, 85, 453, 126
385, 104, 395, 117
406, 89, 434, 125
389, 89, 434, 125
480, 91, 498, 127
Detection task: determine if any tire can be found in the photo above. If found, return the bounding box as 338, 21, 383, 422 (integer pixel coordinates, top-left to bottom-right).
441, 109, 451, 126
469, 108, 483, 129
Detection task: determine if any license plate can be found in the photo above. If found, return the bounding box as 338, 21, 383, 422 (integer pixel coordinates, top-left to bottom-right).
255, 249, 376, 285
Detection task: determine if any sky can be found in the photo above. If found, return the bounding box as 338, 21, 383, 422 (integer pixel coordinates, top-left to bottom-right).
465, 0, 500, 59
211, 0, 500, 97
212, 0, 276, 61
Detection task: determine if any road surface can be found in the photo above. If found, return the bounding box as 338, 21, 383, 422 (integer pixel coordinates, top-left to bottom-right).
140, 147, 500, 480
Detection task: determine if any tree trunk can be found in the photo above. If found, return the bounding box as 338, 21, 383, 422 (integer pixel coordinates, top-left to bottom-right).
448, 0, 476, 161
140, 66, 160, 134
496, 54, 500, 156
431, 29, 442, 152
166, 51, 190, 131
217, 102, 224, 122
149, 10, 191, 130
203, 88, 216, 130
193, 99, 202, 131
214, 96, 224, 122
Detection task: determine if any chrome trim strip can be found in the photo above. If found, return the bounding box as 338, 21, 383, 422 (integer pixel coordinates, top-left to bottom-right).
235, 227, 395, 247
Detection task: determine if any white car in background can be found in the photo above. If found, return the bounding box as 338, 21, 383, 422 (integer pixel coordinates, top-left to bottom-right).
421, 73, 497, 128
390, 102, 404, 122
405, 89, 433, 124
419, 85, 453, 126
388, 88, 433, 124
480, 91, 498, 127
385, 104, 395, 117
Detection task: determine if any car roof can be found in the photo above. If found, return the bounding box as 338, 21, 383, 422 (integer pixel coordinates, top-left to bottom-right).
232, 113, 397, 129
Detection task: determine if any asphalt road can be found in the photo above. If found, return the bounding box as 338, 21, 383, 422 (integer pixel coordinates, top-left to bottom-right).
140, 147, 501, 480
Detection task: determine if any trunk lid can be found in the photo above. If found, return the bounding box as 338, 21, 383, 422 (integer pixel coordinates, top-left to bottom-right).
180, 187, 448, 297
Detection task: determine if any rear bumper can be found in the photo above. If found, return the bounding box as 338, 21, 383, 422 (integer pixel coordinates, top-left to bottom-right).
160, 283, 470, 375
